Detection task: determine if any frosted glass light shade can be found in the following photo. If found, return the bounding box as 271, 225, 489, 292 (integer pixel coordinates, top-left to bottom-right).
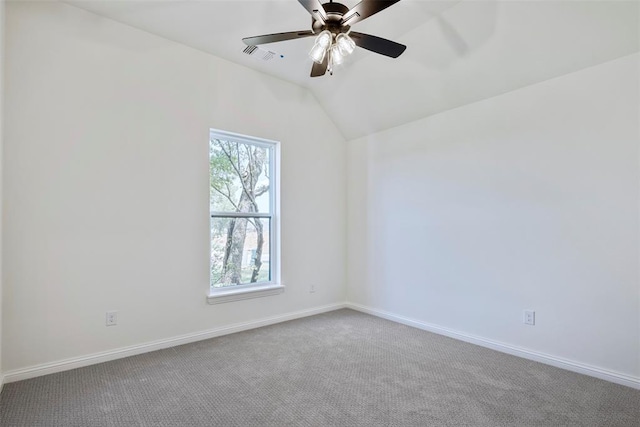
315, 30, 333, 48
309, 42, 327, 64
336, 33, 355, 55
330, 44, 344, 65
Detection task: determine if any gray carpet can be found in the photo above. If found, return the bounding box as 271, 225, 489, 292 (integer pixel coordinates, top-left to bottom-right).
1, 309, 638, 426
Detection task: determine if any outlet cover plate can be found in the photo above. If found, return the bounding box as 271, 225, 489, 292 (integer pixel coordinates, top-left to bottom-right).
106, 311, 118, 326
524, 310, 535, 326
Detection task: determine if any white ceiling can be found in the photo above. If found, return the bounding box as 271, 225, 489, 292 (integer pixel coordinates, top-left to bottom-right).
64, 0, 639, 140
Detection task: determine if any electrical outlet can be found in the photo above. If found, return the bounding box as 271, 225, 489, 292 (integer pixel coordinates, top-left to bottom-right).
310, 284, 316, 293
523, 310, 535, 326
106, 311, 118, 326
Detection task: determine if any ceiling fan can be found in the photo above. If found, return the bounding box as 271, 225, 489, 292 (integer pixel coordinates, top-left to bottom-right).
242, 0, 406, 77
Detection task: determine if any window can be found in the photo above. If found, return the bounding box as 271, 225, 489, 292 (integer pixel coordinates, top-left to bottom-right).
208, 130, 282, 304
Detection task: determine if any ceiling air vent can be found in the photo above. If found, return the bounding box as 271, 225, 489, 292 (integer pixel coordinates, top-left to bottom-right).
242, 45, 279, 61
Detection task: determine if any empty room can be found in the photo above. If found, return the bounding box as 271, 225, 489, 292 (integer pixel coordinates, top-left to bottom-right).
0, 0, 639, 425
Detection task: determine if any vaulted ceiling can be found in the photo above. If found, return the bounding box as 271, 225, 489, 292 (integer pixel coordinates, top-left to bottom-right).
65, 0, 639, 140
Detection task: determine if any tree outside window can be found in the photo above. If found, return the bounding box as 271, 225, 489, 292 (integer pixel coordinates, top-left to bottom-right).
209, 131, 277, 289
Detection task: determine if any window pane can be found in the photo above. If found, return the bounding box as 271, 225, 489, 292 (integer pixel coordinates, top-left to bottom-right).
211, 217, 271, 288
210, 139, 271, 214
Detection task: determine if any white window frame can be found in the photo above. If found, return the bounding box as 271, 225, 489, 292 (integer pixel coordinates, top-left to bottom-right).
207, 129, 282, 304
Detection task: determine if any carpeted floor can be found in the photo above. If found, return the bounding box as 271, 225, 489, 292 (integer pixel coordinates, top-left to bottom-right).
0, 309, 638, 426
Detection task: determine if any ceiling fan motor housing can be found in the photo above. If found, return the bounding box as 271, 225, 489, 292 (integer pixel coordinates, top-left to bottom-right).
312, 2, 351, 35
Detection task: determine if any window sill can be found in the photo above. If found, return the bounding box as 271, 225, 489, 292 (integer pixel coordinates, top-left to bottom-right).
207, 284, 285, 305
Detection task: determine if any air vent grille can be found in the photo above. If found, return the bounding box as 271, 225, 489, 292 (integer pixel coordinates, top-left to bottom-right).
242, 45, 278, 61
243, 45, 258, 55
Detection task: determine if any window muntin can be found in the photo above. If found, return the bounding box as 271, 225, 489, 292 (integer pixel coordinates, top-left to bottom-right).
209, 130, 277, 290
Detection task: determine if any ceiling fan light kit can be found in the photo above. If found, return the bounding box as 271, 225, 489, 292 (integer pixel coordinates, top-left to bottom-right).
309, 31, 354, 75
242, 0, 407, 78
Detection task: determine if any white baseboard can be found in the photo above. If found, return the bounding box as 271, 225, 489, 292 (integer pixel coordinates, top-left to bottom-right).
346, 302, 640, 390
5, 302, 638, 391
3, 303, 346, 384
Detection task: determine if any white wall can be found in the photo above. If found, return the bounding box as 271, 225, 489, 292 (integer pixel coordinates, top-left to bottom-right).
348, 54, 640, 380
2, 1, 346, 372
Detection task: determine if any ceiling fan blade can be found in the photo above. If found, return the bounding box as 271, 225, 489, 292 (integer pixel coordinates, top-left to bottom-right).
242, 30, 315, 46
341, 0, 402, 26
310, 56, 329, 77
349, 32, 406, 58
297, 0, 328, 23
